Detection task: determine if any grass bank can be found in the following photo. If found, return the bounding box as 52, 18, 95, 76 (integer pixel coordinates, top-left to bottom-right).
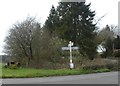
1, 67, 110, 78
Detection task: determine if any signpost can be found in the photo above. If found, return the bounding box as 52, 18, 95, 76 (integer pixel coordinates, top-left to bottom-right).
61, 41, 79, 69
68, 41, 74, 69
62, 46, 79, 51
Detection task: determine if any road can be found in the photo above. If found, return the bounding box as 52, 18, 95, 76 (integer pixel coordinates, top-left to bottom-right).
1, 72, 119, 84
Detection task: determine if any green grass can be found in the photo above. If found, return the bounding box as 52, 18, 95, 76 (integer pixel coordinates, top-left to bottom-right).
0, 63, 2, 77
1, 67, 111, 78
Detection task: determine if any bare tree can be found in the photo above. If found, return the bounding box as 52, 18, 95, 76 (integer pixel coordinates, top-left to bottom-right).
4, 17, 38, 66
4, 17, 61, 68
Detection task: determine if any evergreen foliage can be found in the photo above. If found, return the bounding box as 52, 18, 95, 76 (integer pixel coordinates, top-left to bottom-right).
45, 2, 97, 59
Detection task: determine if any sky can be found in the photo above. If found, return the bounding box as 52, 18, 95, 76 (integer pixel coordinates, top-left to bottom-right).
0, 0, 119, 55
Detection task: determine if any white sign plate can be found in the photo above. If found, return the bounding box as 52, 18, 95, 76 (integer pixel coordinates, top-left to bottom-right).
62, 47, 79, 50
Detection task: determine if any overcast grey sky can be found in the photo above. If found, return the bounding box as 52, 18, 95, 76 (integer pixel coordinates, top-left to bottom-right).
0, 0, 119, 55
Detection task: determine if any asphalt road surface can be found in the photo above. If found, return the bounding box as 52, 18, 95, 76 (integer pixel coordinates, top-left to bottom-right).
1, 72, 119, 84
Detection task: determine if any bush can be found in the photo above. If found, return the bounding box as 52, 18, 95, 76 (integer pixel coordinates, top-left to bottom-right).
9, 64, 18, 69
104, 61, 118, 71
81, 58, 118, 71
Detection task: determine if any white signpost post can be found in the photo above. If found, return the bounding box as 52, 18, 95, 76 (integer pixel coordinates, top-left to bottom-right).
61, 41, 79, 69
68, 41, 74, 69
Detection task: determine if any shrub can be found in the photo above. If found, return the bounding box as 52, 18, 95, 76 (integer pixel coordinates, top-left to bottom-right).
9, 64, 18, 69
81, 58, 118, 71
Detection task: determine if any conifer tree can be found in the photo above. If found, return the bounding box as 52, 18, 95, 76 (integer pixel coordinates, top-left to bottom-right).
45, 2, 97, 59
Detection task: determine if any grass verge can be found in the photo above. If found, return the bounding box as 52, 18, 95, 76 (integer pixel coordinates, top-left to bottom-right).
1, 67, 111, 78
